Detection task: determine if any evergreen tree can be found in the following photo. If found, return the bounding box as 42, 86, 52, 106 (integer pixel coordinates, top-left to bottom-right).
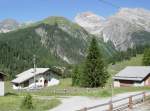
142, 48, 150, 66
80, 38, 109, 87
72, 65, 80, 86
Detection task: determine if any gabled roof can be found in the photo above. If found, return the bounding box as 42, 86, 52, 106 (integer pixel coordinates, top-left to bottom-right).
12, 68, 49, 84
113, 66, 150, 81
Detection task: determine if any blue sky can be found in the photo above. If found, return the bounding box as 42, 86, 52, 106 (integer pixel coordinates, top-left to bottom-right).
0, 0, 150, 22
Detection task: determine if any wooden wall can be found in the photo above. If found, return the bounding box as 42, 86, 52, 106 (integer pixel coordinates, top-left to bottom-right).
119, 80, 134, 87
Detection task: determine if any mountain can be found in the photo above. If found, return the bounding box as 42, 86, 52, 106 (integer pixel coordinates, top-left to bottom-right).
0, 17, 116, 77
0, 19, 20, 33
75, 12, 105, 37
0, 19, 34, 33
75, 8, 150, 51
37, 16, 117, 61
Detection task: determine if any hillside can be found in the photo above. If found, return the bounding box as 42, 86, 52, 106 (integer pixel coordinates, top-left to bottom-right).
108, 54, 143, 76
131, 31, 150, 46
0, 17, 117, 78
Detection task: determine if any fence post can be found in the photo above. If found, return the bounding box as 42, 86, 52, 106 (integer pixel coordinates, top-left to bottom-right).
109, 101, 113, 111
129, 96, 133, 109
143, 92, 146, 102
64, 89, 67, 95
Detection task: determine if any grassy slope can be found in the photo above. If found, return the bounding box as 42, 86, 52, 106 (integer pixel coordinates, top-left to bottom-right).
107, 54, 143, 86
108, 54, 143, 76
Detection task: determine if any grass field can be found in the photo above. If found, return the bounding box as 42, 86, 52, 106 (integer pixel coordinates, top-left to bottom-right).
0, 95, 61, 111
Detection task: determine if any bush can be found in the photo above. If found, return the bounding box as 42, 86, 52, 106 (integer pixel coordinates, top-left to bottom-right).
20, 93, 34, 109
72, 65, 81, 86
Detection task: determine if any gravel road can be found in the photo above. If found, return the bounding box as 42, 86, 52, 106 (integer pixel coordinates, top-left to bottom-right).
50, 91, 148, 111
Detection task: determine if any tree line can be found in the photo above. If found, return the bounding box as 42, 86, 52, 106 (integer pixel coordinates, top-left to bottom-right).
110, 45, 150, 64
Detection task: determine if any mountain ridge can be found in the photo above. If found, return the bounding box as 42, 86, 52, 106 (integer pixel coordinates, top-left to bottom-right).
75, 8, 150, 51
0, 17, 116, 77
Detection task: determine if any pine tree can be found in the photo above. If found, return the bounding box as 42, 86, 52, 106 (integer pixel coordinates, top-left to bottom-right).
80, 38, 109, 87
143, 48, 150, 66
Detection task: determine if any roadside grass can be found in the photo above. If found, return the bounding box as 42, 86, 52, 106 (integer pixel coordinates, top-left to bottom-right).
33, 98, 61, 111
0, 95, 61, 111
30, 85, 150, 98
113, 86, 150, 94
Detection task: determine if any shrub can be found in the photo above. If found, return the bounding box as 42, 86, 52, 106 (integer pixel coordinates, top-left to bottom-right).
72, 65, 81, 86
20, 93, 34, 109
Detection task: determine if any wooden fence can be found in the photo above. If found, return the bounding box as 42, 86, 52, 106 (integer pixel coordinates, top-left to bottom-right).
49, 88, 96, 95
78, 92, 148, 111
22, 87, 98, 95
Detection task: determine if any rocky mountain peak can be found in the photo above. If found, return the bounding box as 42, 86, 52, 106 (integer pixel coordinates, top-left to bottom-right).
0, 18, 19, 25
75, 12, 105, 36
0, 18, 20, 33
75, 8, 150, 51
75, 12, 105, 21
117, 8, 150, 16
0, 18, 34, 33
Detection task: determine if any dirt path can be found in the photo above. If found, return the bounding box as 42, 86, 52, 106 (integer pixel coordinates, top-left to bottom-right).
50, 91, 146, 111
131, 101, 150, 111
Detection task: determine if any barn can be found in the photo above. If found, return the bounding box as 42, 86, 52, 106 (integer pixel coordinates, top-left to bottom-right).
0, 72, 6, 96
12, 68, 60, 90
113, 66, 150, 87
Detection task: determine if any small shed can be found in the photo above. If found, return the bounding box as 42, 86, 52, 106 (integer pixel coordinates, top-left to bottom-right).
113, 66, 150, 87
0, 72, 6, 96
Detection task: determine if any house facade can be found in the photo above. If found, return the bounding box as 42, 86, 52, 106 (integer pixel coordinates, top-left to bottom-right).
0, 72, 5, 96
12, 68, 60, 89
113, 66, 150, 87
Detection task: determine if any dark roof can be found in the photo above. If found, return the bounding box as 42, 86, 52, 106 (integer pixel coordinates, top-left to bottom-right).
113, 66, 150, 81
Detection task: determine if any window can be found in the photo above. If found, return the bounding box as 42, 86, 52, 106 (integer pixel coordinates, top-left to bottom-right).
15, 84, 19, 87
